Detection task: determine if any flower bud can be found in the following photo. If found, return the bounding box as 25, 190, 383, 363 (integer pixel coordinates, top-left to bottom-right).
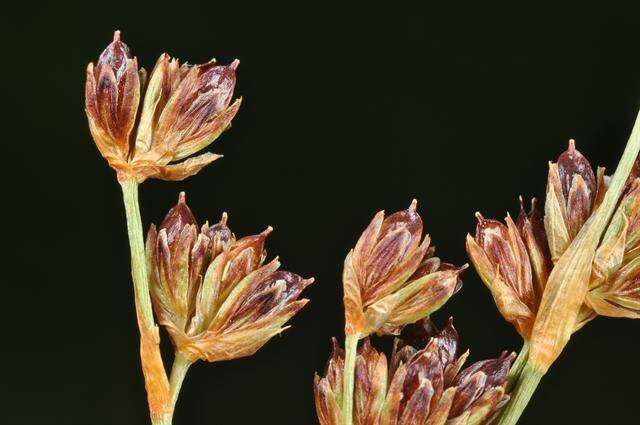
314, 319, 514, 425
202, 212, 235, 258
466, 212, 538, 339
85, 31, 143, 172
146, 193, 209, 330
147, 195, 312, 362
86, 32, 241, 183
343, 200, 465, 338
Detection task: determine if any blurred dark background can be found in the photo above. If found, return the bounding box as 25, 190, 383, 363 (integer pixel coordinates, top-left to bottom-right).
2, 2, 640, 424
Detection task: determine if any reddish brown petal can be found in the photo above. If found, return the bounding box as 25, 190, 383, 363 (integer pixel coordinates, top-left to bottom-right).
517, 197, 552, 293
557, 139, 596, 203
364, 227, 411, 291
360, 201, 423, 298
97, 30, 132, 73
453, 353, 513, 389
204, 212, 235, 258
220, 228, 271, 296
398, 380, 433, 425
159, 192, 197, 245
226, 271, 313, 326
403, 349, 443, 412
325, 338, 345, 390
433, 318, 459, 367
180, 61, 238, 124
172, 98, 242, 161
566, 174, 593, 237
379, 200, 423, 255
353, 211, 385, 272
409, 256, 441, 281
449, 371, 486, 417
92, 32, 140, 158
475, 213, 535, 311
95, 65, 119, 140
154, 59, 239, 157
397, 317, 441, 350
314, 375, 342, 425
475, 214, 517, 287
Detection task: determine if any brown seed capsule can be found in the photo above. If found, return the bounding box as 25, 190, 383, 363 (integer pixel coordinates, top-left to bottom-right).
544, 140, 600, 261
86, 31, 241, 183
85, 31, 142, 172
146, 194, 312, 362
202, 212, 235, 258
343, 200, 465, 338
313, 319, 514, 425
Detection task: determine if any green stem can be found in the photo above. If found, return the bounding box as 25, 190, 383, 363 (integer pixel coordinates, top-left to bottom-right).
342, 334, 359, 425
121, 180, 155, 328
496, 363, 544, 425
169, 352, 194, 410
121, 180, 171, 425
506, 340, 529, 392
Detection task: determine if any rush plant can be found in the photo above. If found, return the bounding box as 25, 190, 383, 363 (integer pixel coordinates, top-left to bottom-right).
85, 30, 640, 425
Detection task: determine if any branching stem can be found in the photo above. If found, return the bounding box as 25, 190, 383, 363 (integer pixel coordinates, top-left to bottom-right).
121, 179, 172, 425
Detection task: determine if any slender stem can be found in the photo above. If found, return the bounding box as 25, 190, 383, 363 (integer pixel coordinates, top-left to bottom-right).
342, 334, 359, 425
121, 180, 155, 328
169, 352, 194, 409
496, 363, 544, 425
506, 340, 529, 392
120, 179, 171, 425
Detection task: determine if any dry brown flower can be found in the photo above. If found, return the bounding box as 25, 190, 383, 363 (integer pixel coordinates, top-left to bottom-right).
314, 319, 514, 425
343, 200, 466, 338
146, 193, 312, 362
466, 210, 540, 339
544, 139, 606, 261
85, 31, 241, 183
467, 140, 640, 356
467, 140, 640, 340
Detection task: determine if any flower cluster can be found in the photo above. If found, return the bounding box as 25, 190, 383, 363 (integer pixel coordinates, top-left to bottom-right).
85, 31, 241, 183
466, 140, 640, 340
146, 193, 313, 362
314, 319, 514, 425
343, 200, 466, 337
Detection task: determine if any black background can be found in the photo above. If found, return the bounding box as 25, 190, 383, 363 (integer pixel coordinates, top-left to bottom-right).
3, 2, 640, 424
